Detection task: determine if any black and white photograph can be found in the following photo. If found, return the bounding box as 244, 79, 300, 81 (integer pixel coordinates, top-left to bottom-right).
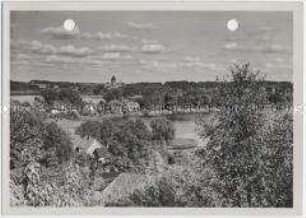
2, 1, 303, 214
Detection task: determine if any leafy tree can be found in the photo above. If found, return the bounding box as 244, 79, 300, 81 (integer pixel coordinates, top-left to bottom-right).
10, 107, 45, 170
12, 160, 95, 207
119, 118, 152, 167
94, 117, 151, 171
43, 122, 74, 165
134, 97, 146, 110
103, 88, 123, 103
75, 120, 101, 139
75, 117, 151, 172
150, 117, 175, 145
163, 92, 174, 110
197, 61, 292, 207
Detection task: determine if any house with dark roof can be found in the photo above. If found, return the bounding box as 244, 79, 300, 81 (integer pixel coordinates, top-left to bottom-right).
74, 137, 103, 157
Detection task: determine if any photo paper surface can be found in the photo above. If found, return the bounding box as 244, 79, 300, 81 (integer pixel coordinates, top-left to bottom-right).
1, 1, 303, 215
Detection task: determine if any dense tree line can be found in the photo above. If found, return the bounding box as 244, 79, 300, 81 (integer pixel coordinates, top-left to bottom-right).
40, 88, 83, 107
11, 79, 292, 110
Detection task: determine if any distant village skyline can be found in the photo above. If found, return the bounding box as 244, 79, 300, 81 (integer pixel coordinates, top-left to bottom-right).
11, 11, 293, 83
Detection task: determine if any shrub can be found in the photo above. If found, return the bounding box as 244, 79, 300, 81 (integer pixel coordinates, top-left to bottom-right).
11, 160, 96, 207
105, 175, 177, 207
105, 165, 215, 207
10, 179, 26, 206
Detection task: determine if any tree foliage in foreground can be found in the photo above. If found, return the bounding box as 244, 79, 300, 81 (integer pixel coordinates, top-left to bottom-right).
10, 105, 74, 179
10, 107, 45, 169
197, 62, 293, 207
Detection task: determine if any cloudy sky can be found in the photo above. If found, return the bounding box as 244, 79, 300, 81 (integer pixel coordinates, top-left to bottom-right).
11, 11, 292, 83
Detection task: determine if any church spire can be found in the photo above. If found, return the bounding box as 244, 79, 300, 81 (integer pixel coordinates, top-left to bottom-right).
111, 75, 116, 85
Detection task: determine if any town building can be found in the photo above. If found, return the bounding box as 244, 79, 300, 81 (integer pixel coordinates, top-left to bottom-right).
74, 137, 104, 157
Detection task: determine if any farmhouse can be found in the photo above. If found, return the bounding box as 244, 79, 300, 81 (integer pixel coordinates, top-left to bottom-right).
74, 137, 103, 156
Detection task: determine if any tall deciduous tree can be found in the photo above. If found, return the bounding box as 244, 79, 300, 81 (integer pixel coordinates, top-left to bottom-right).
43, 122, 74, 165
198, 62, 292, 207
150, 117, 175, 146
75, 120, 101, 139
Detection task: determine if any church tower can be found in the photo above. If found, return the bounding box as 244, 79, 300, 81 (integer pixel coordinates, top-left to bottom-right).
111, 75, 116, 86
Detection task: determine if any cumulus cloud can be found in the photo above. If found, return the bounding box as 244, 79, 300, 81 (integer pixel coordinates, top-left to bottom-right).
11, 39, 25, 50
13, 40, 94, 58
102, 52, 121, 60
46, 55, 69, 63
262, 44, 291, 53
127, 22, 157, 30
183, 56, 201, 62
80, 31, 128, 40
224, 42, 238, 50
180, 62, 219, 69
42, 26, 80, 39
42, 25, 129, 41
264, 61, 291, 70
179, 56, 220, 70
57, 45, 93, 57
100, 44, 136, 52
142, 43, 166, 54
16, 53, 32, 60
11, 59, 31, 66
139, 56, 220, 72
25, 40, 57, 54
46, 55, 103, 66
223, 41, 291, 54
140, 60, 176, 72
141, 38, 159, 44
